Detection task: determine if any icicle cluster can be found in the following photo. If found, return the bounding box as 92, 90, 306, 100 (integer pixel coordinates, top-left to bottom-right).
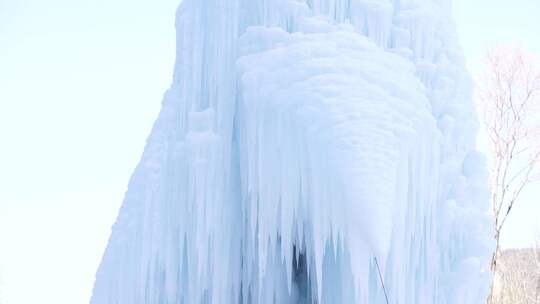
91, 0, 493, 303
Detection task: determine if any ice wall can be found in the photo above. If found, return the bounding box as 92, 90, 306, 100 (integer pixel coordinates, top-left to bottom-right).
91, 0, 493, 303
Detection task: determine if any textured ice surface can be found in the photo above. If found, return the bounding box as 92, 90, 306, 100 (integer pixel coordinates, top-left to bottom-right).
91, 0, 493, 303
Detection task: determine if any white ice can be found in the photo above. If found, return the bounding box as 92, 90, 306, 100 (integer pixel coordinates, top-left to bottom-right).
91, 0, 493, 303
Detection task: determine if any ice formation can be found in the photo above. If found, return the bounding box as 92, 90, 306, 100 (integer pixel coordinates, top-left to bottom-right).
92, 0, 493, 303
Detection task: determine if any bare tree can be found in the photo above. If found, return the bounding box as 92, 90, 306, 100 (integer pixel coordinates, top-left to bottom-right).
476, 46, 540, 303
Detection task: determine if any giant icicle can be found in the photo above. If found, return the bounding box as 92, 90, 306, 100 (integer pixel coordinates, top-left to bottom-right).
91, 0, 493, 303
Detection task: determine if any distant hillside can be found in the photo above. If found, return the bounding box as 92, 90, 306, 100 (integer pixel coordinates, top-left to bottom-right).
493, 248, 540, 303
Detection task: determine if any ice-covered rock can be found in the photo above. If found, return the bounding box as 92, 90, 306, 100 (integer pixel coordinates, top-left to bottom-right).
91, 0, 493, 303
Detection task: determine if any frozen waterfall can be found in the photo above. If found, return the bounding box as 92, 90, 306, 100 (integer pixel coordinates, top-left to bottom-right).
91, 0, 493, 303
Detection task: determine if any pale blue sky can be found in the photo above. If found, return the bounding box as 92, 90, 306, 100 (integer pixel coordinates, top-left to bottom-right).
0, 1, 539, 303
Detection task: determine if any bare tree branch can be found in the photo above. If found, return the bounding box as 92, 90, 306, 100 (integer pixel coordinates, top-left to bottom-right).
477, 45, 540, 304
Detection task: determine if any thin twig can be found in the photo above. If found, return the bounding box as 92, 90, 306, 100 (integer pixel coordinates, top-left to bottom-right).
375, 257, 390, 304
